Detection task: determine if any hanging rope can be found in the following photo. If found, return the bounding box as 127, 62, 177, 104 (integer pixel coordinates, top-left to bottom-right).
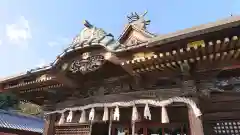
48, 97, 202, 125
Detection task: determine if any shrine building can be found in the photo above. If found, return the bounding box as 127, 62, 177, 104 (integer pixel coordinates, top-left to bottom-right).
1, 12, 240, 135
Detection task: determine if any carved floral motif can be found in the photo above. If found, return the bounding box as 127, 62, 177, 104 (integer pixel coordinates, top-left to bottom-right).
128, 37, 143, 46
69, 54, 105, 74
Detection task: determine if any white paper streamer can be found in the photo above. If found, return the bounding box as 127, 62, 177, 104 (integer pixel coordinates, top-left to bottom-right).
79, 110, 86, 123
113, 106, 120, 121
102, 106, 109, 121
144, 103, 151, 120
132, 105, 138, 121
89, 108, 95, 121
66, 110, 73, 122
161, 106, 169, 123
58, 113, 65, 125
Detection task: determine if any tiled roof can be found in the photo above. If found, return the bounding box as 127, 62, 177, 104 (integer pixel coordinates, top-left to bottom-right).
0, 110, 44, 133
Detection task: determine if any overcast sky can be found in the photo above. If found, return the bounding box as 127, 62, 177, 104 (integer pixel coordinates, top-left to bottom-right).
0, 0, 240, 77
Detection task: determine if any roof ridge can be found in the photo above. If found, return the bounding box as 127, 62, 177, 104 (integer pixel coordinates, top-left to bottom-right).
150, 15, 240, 44
0, 109, 43, 122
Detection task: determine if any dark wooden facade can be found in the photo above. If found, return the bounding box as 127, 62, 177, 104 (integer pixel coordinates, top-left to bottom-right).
1, 12, 240, 135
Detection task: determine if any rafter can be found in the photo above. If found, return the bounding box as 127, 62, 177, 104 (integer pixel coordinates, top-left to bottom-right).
51, 70, 79, 88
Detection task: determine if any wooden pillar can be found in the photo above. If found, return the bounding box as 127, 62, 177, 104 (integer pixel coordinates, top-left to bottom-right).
188, 107, 204, 135
179, 63, 197, 94
43, 114, 56, 135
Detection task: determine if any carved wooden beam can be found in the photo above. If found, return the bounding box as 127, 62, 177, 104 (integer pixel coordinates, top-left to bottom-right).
203, 111, 240, 121
51, 69, 79, 88
179, 61, 198, 94
223, 62, 240, 70
105, 52, 135, 76
203, 100, 240, 113
121, 35, 240, 76
55, 88, 182, 109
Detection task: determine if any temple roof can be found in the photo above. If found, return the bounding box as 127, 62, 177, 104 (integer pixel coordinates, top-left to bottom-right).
118, 11, 156, 42
120, 15, 240, 51
0, 110, 44, 133
0, 15, 240, 83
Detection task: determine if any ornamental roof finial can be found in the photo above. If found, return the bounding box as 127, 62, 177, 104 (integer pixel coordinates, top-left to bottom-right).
83, 20, 93, 28
142, 10, 148, 17
127, 11, 150, 29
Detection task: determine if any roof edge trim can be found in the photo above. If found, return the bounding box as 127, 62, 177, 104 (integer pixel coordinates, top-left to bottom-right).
149, 15, 240, 46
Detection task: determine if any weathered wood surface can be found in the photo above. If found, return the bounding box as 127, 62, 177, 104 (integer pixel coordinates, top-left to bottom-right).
55, 88, 182, 109
203, 111, 240, 121
201, 92, 240, 121
43, 114, 56, 135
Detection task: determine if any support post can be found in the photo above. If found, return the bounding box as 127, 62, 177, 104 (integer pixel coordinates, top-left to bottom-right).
179, 62, 204, 134
188, 107, 204, 135
43, 114, 56, 135
108, 109, 113, 135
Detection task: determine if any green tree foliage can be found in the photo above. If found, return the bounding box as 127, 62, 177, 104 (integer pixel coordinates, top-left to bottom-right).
18, 102, 42, 115
0, 92, 19, 110
0, 92, 42, 116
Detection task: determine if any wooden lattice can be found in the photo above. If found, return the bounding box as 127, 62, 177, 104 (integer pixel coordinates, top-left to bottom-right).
211, 121, 240, 135
55, 124, 90, 135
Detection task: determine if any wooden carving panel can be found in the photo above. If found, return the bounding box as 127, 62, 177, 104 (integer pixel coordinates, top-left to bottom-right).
78, 78, 132, 98
55, 124, 90, 135
69, 53, 105, 74
125, 36, 143, 47
122, 30, 149, 48
181, 80, 197, 93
